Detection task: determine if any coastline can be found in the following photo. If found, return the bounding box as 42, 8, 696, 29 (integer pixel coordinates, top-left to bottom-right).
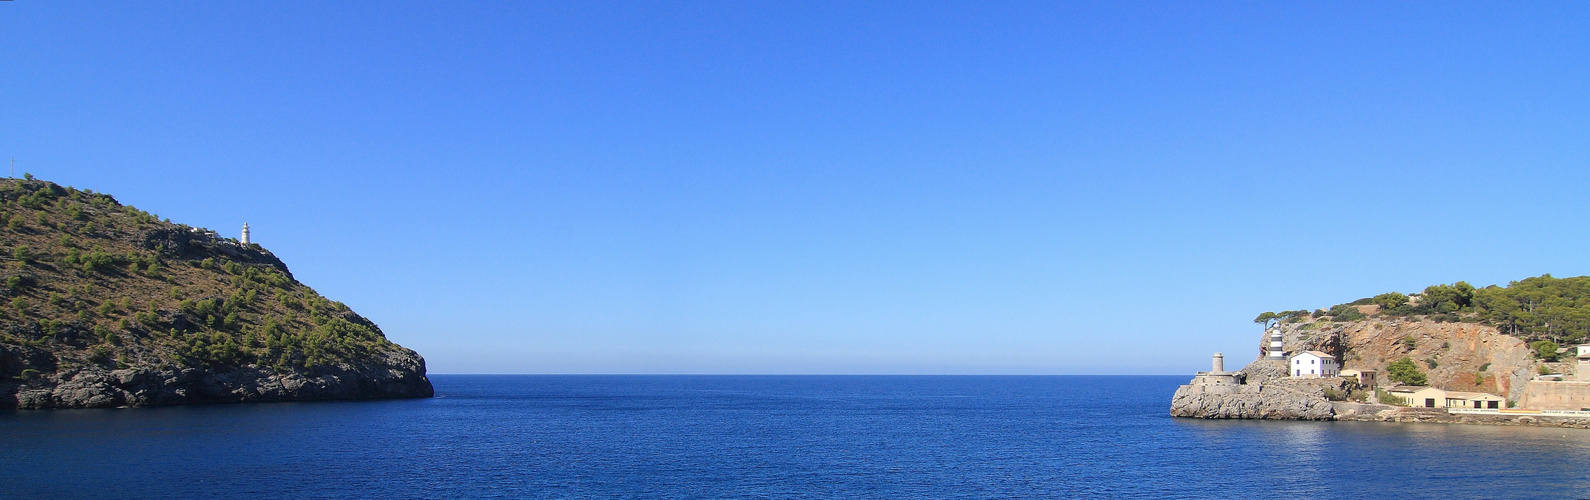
1331, 403, 1590, 429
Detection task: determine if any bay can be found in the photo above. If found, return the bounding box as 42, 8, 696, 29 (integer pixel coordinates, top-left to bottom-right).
3, 375, 1588, 499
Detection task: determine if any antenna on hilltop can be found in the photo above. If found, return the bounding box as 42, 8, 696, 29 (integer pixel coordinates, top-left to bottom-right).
9, 158, 12, 179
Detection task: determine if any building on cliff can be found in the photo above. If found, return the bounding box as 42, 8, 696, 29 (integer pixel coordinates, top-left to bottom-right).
1288, 351, 1339, 378
1184, 353, 1244, 394
1513, 345, 1590, 410
1578, 345, 1590, 382
1340, 369, 1377, 388
1266, 328, 1285, 360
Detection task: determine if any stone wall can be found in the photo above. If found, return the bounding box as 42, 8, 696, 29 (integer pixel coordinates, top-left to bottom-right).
1518, 380, 1590, 411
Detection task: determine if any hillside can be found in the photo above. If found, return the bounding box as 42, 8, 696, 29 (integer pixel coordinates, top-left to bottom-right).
0, 177, 432, 408
1255, 317, 1537, 401
1248, 276, 1590, 402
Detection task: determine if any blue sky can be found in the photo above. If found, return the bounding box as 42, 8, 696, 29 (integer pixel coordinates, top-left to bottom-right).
3, 2, 1588, 374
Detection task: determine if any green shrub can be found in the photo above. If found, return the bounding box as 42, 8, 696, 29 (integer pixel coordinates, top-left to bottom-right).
1377, 389, 1406, 406
1529, 340, 1560, 361
1424, 358, 1438, 369
1387, 357, 1428, 385
87, 345, 111, 364
1329, 304, 1367, 322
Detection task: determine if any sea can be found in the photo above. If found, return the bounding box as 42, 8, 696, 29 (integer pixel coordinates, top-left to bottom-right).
3, 375, 1590, 499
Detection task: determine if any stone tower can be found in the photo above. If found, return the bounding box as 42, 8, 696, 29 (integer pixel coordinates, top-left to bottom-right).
1266, 328, 1285, 360
1212, 352, 1225, 374
241, 223, 251, 245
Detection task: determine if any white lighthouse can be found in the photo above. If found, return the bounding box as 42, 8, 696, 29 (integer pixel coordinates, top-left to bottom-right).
241, 223, 251, 245
1266, 327, 1285, 360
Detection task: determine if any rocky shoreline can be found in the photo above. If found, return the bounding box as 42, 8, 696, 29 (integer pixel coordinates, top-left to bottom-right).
1333, 404, 1590, 428
0, 346, 432, 409
1172, 384, 1590, 429
1169, 358, 1590, 429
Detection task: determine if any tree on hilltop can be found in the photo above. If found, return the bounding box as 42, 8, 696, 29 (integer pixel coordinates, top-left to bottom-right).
1372, 292, 1409, 311
1254, 311, 1278, 329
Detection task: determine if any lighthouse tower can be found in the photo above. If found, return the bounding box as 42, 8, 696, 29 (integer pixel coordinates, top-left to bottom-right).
1266, 327, 1285, 360
241, 223, 251, 245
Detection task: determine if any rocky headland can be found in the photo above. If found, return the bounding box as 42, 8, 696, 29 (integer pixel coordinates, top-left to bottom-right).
1171, 295, 1590, 429
0, 178, 433, 409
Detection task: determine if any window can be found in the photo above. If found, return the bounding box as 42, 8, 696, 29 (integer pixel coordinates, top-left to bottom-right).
1425, 398, 1436, 408
1489, 401, 1499, 409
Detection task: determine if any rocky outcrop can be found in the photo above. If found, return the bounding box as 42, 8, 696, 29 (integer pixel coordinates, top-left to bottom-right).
142, 227, 294, 278
1170, 371, 1345, 420
0, 346, 431, 409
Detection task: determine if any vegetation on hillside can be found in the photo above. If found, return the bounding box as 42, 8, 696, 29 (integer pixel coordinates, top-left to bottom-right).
1385, 357, 1428, 386
1255, 274, 1590, 348
0, 177, 397, 380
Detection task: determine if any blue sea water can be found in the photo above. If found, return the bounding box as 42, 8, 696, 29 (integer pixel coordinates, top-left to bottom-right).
3, 375, 1590, 499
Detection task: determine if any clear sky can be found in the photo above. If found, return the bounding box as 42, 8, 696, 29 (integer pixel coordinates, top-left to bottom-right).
3, 2, 1588, 374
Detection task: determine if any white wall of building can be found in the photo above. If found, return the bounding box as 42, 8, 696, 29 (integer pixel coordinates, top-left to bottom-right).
1289, 352, 1339, 378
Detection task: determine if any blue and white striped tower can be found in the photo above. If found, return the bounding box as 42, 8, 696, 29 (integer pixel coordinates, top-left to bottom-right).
1266, 328, 1285, 360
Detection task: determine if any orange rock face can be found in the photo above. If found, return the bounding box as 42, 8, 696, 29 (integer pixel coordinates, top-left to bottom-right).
1245, 318, 1539, 401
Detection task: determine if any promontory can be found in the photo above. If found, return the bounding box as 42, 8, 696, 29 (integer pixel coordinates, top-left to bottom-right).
1171, 276, 1590, 428
0, 177, 433, 409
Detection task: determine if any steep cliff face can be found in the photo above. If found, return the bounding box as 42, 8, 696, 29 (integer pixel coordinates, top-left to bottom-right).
4, 346, 431, 409
0, 178, 433, 409
1260, 318, 1538, 400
